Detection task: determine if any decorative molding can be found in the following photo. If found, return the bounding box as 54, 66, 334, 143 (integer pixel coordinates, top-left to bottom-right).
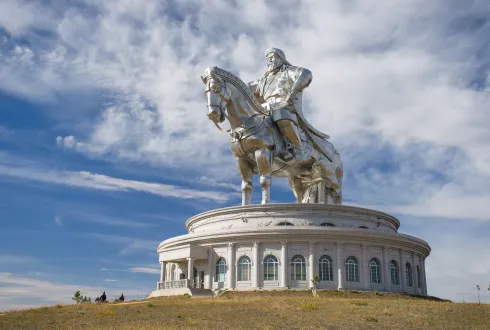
257, 220, 272, 227
185, 204, 401, 231
299, 219, 314, 226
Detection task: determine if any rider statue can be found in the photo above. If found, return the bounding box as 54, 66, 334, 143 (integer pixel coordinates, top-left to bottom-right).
248, 48, 330, 161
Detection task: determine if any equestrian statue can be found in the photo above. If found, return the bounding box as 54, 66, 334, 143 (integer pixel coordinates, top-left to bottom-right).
202, 48, 343, 206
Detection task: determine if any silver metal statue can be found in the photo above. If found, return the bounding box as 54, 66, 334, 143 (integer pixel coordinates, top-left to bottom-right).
202, 48, 343, 206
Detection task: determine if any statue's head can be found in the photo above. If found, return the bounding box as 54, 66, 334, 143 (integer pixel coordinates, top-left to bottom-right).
265, 48, 291, 71
202, 67, 227, 124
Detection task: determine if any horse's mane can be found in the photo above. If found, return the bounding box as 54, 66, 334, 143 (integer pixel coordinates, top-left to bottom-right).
206, 67, 265, 115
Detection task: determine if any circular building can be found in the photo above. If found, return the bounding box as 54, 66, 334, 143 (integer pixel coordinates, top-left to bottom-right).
149, 204, 430, 297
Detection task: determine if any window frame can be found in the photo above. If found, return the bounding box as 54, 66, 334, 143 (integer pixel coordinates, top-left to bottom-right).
318, 255, 334, 281
345, 256, 359, 282
390, 260, 399, 285
290, 255, 307, 281
237, 256, 251, 282
215, 257, 227, 283
369, 258, 381, 284
263, 255, 279, 281
405, 262, 413, 287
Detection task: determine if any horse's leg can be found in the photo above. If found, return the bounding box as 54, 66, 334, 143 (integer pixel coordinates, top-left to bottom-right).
288, 176, 305, 203
236, 157, 253, 205
255, 148, 272, 204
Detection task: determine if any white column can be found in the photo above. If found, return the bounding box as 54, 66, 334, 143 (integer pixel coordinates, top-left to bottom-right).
308, 241, 315, 288
160, 261, 166, 283
399, 249, 406, 293
280, 241, 288, 288
336, 242, 344, 290
252, 241, 260, 288
205, 246, 213, 289
227, 243, 235, 289
411, 253, 418, 292
361, 245, 369, 290
187, 258, 194, 288
417, 255, 423, 295
382, 247, 390, 291
421, 256, 427, 295
418, 254, 427, 295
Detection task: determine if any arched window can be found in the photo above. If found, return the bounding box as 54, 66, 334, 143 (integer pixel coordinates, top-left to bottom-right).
369, 258, 381, 283
390, 260, 399, 285
291, 255, 306, 281
216, 258, 226, 283
405, 262, 413, 287
263, 255, 278, 281
277, 221, 294, 226
320, 222, 336, 227
237, 256, 251, 282
319, 255, 333, 281
417, 265, 421, 288
345, 257, 359, 282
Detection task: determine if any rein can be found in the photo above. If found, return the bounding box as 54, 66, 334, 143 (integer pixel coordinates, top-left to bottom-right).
206, 80, 262, 134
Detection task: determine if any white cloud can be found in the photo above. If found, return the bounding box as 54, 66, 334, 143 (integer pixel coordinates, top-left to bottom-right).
0, 272, 147, 311
0, 255, 36, 265
54, 215, 63, 226
0, 161, 229, 202
129, 267, 160, 275
0, 125, 14, 137
2, 1, 489, 196
1, 0, 490, 306
88, 233, 159, 255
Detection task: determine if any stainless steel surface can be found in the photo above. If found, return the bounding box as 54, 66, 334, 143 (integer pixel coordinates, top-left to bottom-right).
202, 49, 343, 205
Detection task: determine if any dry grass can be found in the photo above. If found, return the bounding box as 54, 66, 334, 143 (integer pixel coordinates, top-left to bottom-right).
1, 290, 489, 330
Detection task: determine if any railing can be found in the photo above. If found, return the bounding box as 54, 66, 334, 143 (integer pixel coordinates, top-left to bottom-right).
157, 279, 190, 290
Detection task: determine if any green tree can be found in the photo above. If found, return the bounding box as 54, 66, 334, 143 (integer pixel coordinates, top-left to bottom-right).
72, 290, 91, 304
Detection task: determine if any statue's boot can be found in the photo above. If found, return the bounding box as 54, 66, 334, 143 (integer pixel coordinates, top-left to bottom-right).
277, 120, 309, 161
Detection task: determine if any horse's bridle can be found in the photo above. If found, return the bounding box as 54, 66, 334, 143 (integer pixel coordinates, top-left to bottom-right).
205, 78, 250, 133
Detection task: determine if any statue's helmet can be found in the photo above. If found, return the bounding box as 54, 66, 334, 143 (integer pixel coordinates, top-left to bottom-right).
265, 47, 292, 66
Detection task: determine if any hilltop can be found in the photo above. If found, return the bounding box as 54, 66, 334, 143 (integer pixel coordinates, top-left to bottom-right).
1, 290, 489, 329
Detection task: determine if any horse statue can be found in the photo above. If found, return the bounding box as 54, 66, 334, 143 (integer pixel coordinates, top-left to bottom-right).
202, 66, 343, 205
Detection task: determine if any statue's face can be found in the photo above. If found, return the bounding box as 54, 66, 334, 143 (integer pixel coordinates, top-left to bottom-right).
266, 53, 283, 71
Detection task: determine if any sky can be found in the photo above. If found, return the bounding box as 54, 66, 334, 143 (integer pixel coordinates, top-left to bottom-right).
0, 0, 489, 311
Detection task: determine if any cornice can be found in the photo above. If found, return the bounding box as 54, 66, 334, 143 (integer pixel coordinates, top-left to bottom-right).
157, 226, 430, 256
185, 204, 401, 230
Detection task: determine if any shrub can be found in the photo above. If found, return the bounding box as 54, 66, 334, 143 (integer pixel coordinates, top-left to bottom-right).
366, 316, 378, 322
147, 303, 155, 308
72, 291, 91, 304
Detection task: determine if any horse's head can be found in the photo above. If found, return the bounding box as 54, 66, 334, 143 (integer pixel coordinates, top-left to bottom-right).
202, 67, 229, 124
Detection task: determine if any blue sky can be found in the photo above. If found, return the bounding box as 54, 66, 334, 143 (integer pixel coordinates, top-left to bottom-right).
1, 0, 490, 310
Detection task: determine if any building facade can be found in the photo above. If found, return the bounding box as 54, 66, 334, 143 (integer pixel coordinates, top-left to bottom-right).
150, 204, 430, 297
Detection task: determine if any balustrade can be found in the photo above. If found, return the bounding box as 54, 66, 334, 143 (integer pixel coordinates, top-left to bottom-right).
157, 279, 190, 290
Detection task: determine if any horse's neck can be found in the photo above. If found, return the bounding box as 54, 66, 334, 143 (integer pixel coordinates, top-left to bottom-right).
226, 87, 262, 128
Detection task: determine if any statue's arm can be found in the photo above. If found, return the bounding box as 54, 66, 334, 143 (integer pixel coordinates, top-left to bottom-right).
287, 67, 312, 101
248, 79, 264, 103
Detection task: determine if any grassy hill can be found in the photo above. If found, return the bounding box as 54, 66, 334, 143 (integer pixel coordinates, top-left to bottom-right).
1, 290, 489, 329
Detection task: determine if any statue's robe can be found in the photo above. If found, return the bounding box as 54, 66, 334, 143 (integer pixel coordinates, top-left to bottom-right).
249, 66, 337, 162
